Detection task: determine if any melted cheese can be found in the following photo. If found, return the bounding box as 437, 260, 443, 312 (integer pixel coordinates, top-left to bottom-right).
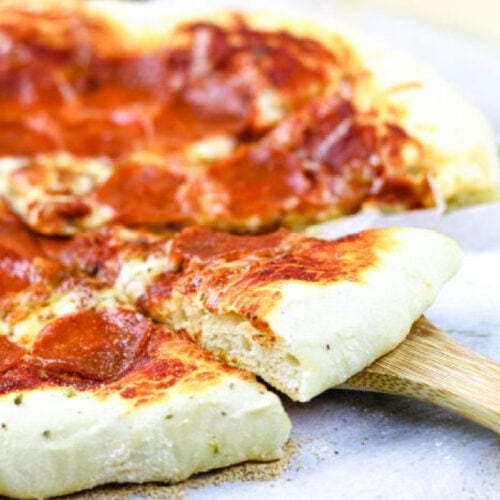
116, 254, 172, 302
6, 280, 132, 348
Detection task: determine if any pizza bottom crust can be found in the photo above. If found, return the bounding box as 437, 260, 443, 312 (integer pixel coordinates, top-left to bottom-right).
0, 377, 289, 498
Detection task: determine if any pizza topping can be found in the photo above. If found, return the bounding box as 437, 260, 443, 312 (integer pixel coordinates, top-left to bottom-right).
142, 227, 393, 341
0, 242, 62, 299
0, 208, 66, 296
138, 272, 177, 309
170, 226, 290, 265
32, 309, 152, 381
164, 19, 342, 133
0, 336, 25, 374
231, 229, 391, 286
207, 96, 429, 227
0, 6, 433, 235
0, 312, 244, 400
0, 359, 97, 396
94, 164, 190, 226
0, 11, 346, 161
0, 201, 46, 259
0, 247, 35, 296
42, 228, 124, 278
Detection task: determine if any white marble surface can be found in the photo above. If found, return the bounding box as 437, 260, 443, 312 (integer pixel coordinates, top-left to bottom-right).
144, 2, 500, 498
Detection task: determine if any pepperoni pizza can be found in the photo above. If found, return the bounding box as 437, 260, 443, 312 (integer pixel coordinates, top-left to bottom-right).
0, 0, 488, 497
0, 1, 498, 235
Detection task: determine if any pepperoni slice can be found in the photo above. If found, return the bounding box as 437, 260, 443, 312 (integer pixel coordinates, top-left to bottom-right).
32, 309, 153, 381
95, 164, 187, 226
0, 204, 47, 260
0, 336, 25, 374
0, 246, 33, 297
171, 226, 290, 264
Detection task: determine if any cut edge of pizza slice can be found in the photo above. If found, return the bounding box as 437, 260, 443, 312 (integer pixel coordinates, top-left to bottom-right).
0, 275, 290, 499
124, 226, 462, 403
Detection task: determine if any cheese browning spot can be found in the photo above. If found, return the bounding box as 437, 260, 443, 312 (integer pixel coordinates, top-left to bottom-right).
144, 227, 396, 344
170, 226, 290, 264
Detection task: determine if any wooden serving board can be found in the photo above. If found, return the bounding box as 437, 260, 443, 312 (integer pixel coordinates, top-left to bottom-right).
343, 316, 500, 433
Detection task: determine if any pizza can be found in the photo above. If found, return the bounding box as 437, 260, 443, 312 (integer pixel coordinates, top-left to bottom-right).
0, 202, 460, 497
47, 224, 461, 402
0, 213, 290, 498
0, 0, 485, 497
0, 0, 498, 236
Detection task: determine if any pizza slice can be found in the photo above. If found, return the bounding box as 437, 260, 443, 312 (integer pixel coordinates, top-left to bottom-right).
0, 1, 498, 235
0, 260, 290, 498
52, 225, 461, 402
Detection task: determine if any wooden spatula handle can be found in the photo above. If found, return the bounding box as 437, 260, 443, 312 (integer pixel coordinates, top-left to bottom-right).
343, 317, 500, 433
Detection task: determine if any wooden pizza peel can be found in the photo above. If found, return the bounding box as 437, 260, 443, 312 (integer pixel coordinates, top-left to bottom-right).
308, 202, 500, 433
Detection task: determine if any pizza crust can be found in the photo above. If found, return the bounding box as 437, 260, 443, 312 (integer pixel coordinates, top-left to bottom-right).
262, 228, 461, 400
142, 228, 461, 402
348, 38, 500, 207
0, 377, 289, 499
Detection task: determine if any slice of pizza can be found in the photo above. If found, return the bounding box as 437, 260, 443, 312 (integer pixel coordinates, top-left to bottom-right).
0, 264, 290, 497
53, 225, 461, 402
0, 1, 498, 235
